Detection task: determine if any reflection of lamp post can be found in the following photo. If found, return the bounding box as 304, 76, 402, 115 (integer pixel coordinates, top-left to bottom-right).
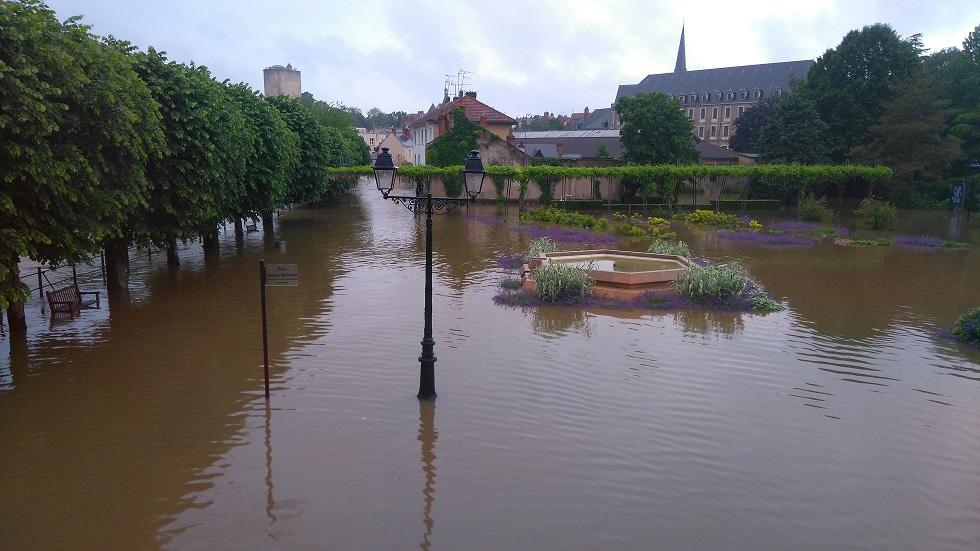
417, 400, 437, 550
373, 148, 486, 400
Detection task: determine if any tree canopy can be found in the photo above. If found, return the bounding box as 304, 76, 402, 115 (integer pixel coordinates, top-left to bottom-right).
729, 97, 778, 153
615, 92, 698, 165
801, 23, 921, 162
757, 93, 831, 165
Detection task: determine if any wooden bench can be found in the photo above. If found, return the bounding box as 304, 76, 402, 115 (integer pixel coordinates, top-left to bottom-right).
46, 283, 100, 317
245, 221, 259, 232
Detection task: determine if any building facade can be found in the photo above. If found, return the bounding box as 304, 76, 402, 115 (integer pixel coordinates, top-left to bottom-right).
408, 91, 517, 165
615, 27, 813, 149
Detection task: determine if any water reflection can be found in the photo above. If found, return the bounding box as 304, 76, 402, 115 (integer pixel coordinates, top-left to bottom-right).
673, 309, 745, 337
418, 400, 437, 550
530, 306, 596, 338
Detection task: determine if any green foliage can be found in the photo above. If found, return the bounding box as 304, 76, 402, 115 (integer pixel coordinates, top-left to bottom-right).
951, 307, 980, 344
798, 195, 834, 223
757, 92, 831, 164
612, 213, 673, 240
134, 48, 249, 241
267, 95, 338, 203
526, 237, 560, 259
854, 198, 898, 230
802, 23, 921, 162
499, 278, 524, 290
673, 262, 748, 303
0, 1, 163, 307
520, 208, 608, 230
849, 70, 961, 184
673, 209, 740, 227
516, 116, 565, 132
647, 240, 691, 257
224, 82, 300, 220
426, 108, 482, 167
532, 261, 595, 303
749, 288, 785, 312
616, 92, 699, 165
594, 143, 611, 158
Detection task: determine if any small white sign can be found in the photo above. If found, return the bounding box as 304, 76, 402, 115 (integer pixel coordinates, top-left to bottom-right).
265, 263, 299, 286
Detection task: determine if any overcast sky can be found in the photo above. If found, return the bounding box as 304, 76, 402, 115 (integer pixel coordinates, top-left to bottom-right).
44, 0, 980, 119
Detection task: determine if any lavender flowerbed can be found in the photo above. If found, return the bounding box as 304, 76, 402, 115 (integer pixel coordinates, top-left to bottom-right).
717, 231, 815, 247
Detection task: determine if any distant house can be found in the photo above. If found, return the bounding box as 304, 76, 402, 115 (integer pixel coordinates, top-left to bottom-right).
613, 25, 813, 149
515, 130, 623, 161
377, 129, 414, 166
408, 91, 517, 165
357, 128, 389, 151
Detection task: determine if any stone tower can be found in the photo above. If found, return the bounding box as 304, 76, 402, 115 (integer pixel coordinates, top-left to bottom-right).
263, 63, 301, 97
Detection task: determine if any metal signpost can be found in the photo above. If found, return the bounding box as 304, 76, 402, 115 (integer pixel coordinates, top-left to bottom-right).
260, 260, 298, 400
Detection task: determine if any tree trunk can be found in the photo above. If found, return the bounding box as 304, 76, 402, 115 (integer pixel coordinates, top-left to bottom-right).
261, 211, 275, 233
166, 236, 180, 266
234, 218, 244, 252
6, 301, 27, 333
202, 227, 219, 251
104, 238, 130, 295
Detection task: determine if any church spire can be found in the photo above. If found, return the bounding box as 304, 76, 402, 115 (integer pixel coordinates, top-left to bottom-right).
674, 23, 686, 73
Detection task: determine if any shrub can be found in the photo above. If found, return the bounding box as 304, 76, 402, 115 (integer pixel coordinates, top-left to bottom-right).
499, 278, 524, 290
854, 198, 898, 230
526, 237, 560, 259
673, 209, 740, 227
951, 307, 980, 344
532, 261, 595, 303
673, 261, 748, 303
798, 195, 834, 223
648, 240, 692, 257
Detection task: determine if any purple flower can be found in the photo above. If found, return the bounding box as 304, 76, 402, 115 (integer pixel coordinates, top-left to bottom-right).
770, 221, 823, 232
496, 253, 526, 270
893, 234, 943, 248
718, 230, 814, 247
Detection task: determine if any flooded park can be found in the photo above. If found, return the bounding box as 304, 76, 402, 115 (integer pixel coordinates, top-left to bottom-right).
2, 178, 979, 550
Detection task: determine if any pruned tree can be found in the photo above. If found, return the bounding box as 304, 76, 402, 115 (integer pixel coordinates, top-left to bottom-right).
615, 92, 698, 165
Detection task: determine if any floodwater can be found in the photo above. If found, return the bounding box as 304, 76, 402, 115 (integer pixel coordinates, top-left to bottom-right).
2, 180, 979, 550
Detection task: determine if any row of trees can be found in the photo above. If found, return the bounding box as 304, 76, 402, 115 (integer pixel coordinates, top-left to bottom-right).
731, 23, 980, 195
1, 1, 368, 328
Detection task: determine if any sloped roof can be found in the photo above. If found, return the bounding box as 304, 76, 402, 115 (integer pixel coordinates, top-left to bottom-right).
696, 141, 740, 161
581, 107, 615, 130
616, 60, 813, 103
516, 130, 623, 158
411, 94, 516, 127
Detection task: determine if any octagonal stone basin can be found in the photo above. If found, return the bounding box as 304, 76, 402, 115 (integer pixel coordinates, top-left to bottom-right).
523, 249, 690, 300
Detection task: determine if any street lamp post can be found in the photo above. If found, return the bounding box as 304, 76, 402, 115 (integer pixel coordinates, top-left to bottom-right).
373, 147, 486, 400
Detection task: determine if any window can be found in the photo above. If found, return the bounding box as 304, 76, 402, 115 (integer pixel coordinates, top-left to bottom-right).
725, 107, 731, 120
698, 126, 704, 137
688, 108, 694, 119
369, 138, 375, 146
714, 92, 721, 101
723, 125, 729, 138
739, 90, 747, 100
753, 90, 760, 99
701, 93, 708, 102
710, 126, 717, 137
774, 88, 782, 98
712, 107, 718, 120
678, 95, 684, 104
700, 108, 705, 120
727, 92, 734, 100
738, 106, 745, 116
690, 94, 696, 103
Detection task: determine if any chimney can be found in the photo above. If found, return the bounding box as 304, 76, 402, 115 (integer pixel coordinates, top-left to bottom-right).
480, 114, 488, 127
557, 143, 563, 157
506, 131, 515, 145
403, 128, 410, 139
584, 107, 590, 116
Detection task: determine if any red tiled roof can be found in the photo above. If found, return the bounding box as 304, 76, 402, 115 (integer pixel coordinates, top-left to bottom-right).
412, 94, 516, 127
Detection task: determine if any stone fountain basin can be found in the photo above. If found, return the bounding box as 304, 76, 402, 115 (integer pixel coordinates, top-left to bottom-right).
524, 249, 690, 299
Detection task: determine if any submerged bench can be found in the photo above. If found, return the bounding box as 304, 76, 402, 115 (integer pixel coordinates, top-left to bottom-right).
46, 283, 100, 316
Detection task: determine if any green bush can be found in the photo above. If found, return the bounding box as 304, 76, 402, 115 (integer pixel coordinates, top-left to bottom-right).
648, 240, 691, 257
854, 198, 898, 230
951, 307, 980, 344
526, 237, 560, 259
673, 262, 748, 302
532, 261, 595, 303
798, 194, 834, 223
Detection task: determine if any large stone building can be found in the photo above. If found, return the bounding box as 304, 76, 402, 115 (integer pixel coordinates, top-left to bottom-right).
615, 26, 813, 149
263, 64, 301, 98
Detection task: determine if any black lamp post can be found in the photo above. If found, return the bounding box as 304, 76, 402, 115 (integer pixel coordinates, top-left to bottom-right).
373, 147, 486, 400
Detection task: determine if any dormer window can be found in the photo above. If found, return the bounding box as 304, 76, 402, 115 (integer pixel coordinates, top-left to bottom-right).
739, 90, 747, 100
773, 88, 782, 98
713, 92, 721, 101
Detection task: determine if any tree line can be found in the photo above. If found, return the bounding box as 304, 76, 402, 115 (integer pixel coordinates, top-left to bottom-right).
729, 23, 980, 207
1, 1, 369, 329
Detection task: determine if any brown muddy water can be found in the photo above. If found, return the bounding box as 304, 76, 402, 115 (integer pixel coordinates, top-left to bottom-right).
2, 179, 979, 550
